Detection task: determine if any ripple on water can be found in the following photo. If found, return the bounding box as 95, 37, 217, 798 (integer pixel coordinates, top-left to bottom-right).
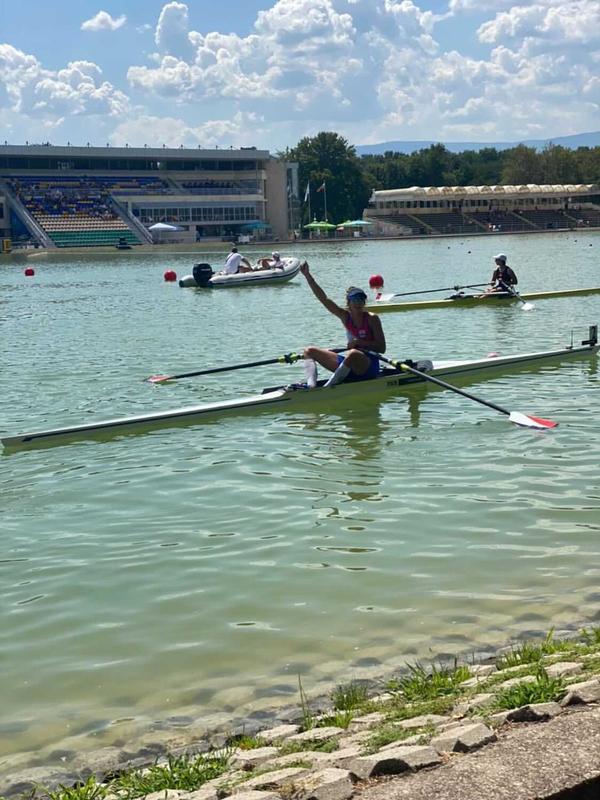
1, 235, 600, 771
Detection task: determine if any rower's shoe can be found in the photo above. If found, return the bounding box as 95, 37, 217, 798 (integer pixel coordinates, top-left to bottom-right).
284, 382, 311, 391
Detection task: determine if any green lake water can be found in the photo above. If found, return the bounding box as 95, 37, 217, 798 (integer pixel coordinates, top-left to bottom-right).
1, 232, 599, 775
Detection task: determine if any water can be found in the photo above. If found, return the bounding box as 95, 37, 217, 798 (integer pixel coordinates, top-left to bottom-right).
1, 233, 599, 775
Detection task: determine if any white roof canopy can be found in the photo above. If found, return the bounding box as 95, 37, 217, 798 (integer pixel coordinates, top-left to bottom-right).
372, 183, 599, 202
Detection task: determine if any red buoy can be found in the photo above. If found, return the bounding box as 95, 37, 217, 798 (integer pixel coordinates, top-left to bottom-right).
163, 270, 177, 282
369, 274, 383, 289
24, 267, 35, 277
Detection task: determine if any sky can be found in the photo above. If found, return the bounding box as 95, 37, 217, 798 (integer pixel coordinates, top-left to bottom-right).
0, 0, 598, 153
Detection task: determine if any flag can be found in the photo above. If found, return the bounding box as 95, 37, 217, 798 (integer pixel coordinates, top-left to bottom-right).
304, 182, 310, 202
316, 181, 326, 193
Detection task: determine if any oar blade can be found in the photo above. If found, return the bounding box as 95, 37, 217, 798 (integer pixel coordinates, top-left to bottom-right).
521, 301, 535, 311
509, 411, 558, 429
146, 375, 172, 384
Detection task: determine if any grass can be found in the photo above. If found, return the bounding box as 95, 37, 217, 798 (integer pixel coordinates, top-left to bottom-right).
278, 737, 339, 756
227, 733, 267, 750
581, 626, 600, 646
331, 681, 370, 711
23, 751, 232, 800
496, 629, 573, 669
386, 660, 471, 702
489, 666, 565, 711
316, 710, 354, 729
360, 723, 433, 755
298, 675, 315, 731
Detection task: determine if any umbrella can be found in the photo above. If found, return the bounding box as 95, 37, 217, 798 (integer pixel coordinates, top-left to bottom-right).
240, 221, 270, 231
148, 222, 183, 231
339, 219, 373, 228
304, 220, 336, 230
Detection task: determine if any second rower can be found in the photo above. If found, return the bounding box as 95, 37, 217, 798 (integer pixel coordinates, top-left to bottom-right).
299, 261, 386, 388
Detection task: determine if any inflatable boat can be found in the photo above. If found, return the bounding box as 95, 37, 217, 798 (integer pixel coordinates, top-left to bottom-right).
179, 257, 302, 288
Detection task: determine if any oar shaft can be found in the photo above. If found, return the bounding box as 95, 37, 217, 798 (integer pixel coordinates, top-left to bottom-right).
374, 353, 510, 417
166, 353, 302, 381
390, 282, 489, 298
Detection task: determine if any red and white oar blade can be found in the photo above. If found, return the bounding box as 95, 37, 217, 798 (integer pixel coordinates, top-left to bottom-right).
509, 411, 558, 429
146, 375, 172, 384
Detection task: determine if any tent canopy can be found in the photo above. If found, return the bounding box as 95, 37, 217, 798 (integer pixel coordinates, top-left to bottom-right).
148, 222, 183, 231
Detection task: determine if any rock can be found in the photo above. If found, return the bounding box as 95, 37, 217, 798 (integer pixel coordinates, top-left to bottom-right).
396, 714, 447, 730
232, 767, 309, 793
560, 678, 600, 706
285, 727, 344, 745
347, 713, 386, 732
489, 711, 511, 727
0, 767, 77, 798
293, 767, 355, 800
378, 734, 424, 751
142, 791, 182, 800
497, 674, 536, 690
259, 724, 301, 744
184, 785, 219, 800
232, 747, 280, 770
430, 722, 496, 753
225, 792, 282, 800
545, 662, 583, 679
260, 751, 333, 771
505, 702, 563, 722
470, 665, 497, 678
69, 746, 128, 778
338, 745, 441, 779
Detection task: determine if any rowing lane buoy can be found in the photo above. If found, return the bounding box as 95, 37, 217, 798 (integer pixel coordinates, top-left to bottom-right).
163, 270, 177, 282
24, 267, 35, 277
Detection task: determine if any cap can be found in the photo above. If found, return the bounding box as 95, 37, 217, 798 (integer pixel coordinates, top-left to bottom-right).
231, 246, 238, 252
272, 251, 280, 259
346, 287, 367, 304
494, 253, 507, 262
369, 274, 384, 288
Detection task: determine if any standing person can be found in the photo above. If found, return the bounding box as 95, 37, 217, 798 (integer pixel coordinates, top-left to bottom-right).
299, 261, 386, 388
486, 253, 518, 293
221, 246, 252, 274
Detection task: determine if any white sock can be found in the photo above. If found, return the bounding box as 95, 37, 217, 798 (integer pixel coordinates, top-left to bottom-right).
324, 362, 351, 387
304, 359, 318, 388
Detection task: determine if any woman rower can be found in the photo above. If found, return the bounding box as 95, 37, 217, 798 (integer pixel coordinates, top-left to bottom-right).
299, 261, 386, 388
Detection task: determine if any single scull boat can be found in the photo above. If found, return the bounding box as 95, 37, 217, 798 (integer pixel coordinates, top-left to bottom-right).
367, 286, 600, 313
3, 326, 597, 451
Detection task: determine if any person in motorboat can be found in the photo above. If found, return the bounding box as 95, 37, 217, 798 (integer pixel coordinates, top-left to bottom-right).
256, 251, 284, 270
221, 246, 252, 275
298, 261, 386, 388
484, 253, 518, 294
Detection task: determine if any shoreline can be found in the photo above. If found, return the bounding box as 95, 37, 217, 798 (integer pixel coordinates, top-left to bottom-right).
2, 226, 598, 259
2, 615, 600, 797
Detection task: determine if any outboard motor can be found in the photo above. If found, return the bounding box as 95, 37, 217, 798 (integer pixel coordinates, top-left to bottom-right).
192, 263, 214, 287
178, 263, 214, 288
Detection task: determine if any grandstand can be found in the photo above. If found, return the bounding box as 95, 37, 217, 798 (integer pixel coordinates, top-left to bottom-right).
366, 184, 600, 236
0, 144, 296, 248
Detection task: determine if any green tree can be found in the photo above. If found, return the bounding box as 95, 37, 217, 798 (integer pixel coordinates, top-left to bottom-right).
540, 144, 581, 183
283, 132, 371, 224
501, 144, 543, 184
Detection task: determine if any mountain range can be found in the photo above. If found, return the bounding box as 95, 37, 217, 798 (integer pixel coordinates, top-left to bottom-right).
356, 131, 600, 156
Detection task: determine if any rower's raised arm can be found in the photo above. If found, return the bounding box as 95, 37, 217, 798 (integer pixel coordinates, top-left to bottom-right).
300, 262, 345, 319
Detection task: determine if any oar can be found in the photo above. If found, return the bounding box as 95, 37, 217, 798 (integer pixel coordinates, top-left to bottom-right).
499, 281, 535, 311
377, 283, 489, 302
146, 348, 346, 384
370, 352, 557, 430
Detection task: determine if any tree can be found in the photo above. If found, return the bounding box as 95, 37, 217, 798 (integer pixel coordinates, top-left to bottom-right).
283, 132, 371, 224
500, 144, 543, 184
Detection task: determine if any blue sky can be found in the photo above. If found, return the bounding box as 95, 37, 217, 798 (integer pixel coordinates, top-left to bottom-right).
1, 0, 598, 152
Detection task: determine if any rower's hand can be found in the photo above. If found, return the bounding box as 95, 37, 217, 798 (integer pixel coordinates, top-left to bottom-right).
300, 261, 310, 277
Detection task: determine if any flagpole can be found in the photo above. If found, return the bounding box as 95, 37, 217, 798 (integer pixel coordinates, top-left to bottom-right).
324, 183, 327, 222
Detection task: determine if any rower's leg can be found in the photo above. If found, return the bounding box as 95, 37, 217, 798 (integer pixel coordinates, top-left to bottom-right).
324, 349, 371, 387
304, 358, 318, 388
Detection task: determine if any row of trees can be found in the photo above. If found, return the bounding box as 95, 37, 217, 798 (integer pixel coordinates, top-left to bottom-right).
282, 133, 600, 226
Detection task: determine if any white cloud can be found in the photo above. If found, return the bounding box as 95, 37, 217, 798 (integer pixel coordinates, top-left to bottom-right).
155, 1, 195, 57
0, 44, 129, 119
109, 111, 266, 148
81, 10, 126, 32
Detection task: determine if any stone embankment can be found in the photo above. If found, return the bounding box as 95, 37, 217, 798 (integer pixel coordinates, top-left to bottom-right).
3, 646, 600, 800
